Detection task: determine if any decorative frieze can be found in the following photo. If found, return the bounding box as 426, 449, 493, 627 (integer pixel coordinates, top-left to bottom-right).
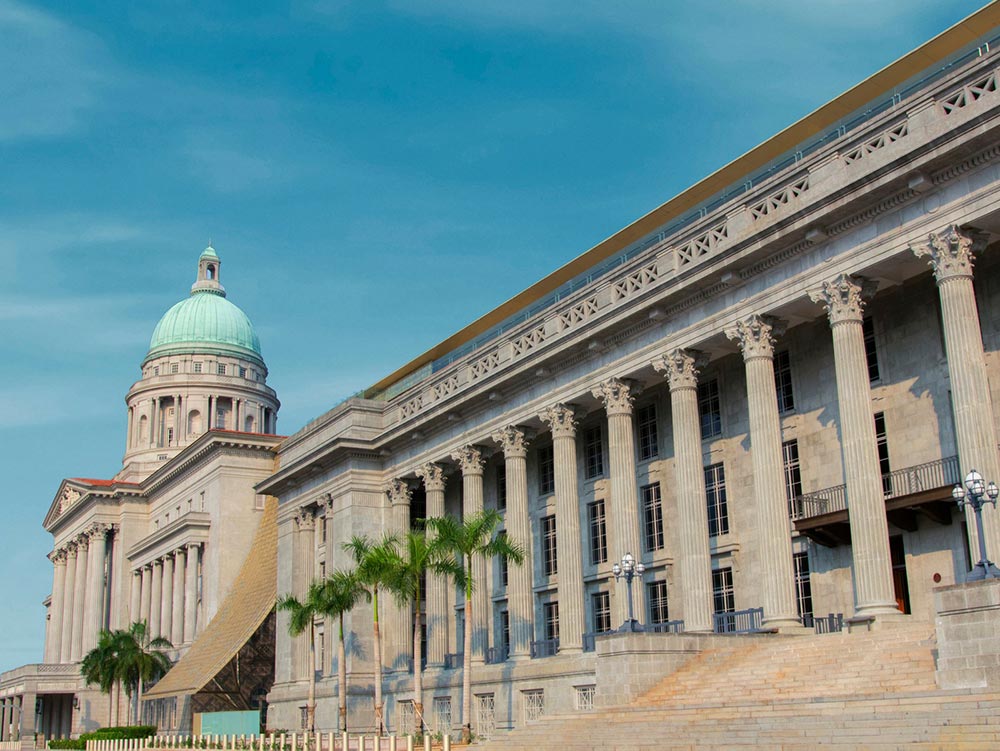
432, 374, 461, 401
842, 121, 908, 165
676, 221, 728, 269
556, 297, 599, 332
941, 69, 998, 115
511, 326, 547, 358
910, 225, 988, 284
470, 351, 501, 381
612, 262, 660, 301
748, 176, 809, 220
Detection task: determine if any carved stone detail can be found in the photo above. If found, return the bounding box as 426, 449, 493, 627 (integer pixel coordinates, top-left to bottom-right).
60, 487, 81, 512
910, 225, 988, 283
416, 462, 447, 492
385, 479, 413, 507
809, 274, 877, 325
452, 445, 486, 476
652, 349, 707, 392
492, 426, 530, 458
50, 549, 67, 564
725, 314, 785, 360
88, 523, 111, 540
293, 507, 315, 531
591, 377, 637, 416
539, 403, 578, 438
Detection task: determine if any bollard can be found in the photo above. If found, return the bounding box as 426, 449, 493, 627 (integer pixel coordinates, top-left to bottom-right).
341, 732, 348, 751
388, 737, 396, 751
291, 734, 297, 751
442, 736, 449, 751
422, 735, 430, 751
280, 734, 286, 751
326, 732, 334, 751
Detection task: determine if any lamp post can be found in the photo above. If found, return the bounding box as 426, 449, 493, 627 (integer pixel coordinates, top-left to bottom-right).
952, 469, 1000, 581
611, 552, 645, 632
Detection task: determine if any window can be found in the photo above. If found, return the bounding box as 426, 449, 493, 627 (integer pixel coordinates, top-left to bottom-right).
592, 591, 611, 633
170, 363, 179, 374
496, 469, 507, 512
642, 483, 665, 551
317, 629, 326, 674
193, 362, 202, 374
637, 404, 659, 461
475, 694, 496, 739
433, 697, 451, 735
712, 568, 735, 615
523, 690, 545, 722
541, 515, 557, 576
575, 685, 596, 711
217, 363, 226, 375
863, 316, 880, 382
239, 366, 247, 378
793, 551, 813, 622
648, 580, 669, 624
498, 531, 509, 589
538, 445, 555, 496
499, 610, 509, 656
705, 463, 729, 537
153, 366, 160, 376
875, 412, 892, 495
166, 427, 174, 445
774, 350, 794, 413
587, 500, 607, 565
698, 379, 722, 439
782, 439, 802, 517
543, 602, 559, 641
584, 426, 604, 479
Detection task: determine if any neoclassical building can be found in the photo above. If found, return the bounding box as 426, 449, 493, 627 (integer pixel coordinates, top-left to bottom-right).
0, 248, 282, 741
260, 6, 1000, 739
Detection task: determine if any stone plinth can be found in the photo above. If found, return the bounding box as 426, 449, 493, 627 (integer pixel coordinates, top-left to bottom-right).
934, 578, 1000, 689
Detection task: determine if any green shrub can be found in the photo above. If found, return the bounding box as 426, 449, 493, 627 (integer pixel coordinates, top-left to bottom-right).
80, 726, 157, 742
49, 740, 86, 749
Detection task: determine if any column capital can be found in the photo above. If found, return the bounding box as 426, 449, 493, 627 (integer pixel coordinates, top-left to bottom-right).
539, 403, 578, 438
321, 492, 334, 512
809, 273, 877, 325
385, 478, 413, 507
186, 541, 201, 554
725, 314, 785, 360
416, 462, 447, 492
910, 224, 989, 283
491, 425, 531, 458
151, 557, 162, 569
132, 568, 142, 578
87, 523, 111, 540
591, 377, 637, 416
451, 445, 487, 476
49, 549, 67, 564
293, 506, 315, 530
64, 541, 78, 558
652, 348, 707, 392
75, 533, 90, 552
142, 562, 152, 571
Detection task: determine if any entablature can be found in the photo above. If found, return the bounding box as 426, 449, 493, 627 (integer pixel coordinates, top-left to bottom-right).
126, 511, 211, 566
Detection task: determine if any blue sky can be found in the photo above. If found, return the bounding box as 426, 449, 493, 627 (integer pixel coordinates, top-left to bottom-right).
0, 0, 987, 671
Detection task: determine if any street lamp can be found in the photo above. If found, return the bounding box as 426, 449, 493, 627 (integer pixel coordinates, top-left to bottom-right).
952, 469, 1000, 581
611, 552, 645, 632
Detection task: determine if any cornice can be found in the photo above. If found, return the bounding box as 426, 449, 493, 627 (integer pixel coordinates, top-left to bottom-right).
126, 512, 211, 565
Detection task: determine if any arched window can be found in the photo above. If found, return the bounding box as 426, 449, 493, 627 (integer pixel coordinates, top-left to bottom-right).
244, 415, 256, 433
138, 415, 149, 446
206, 265, 215, 280
188, 410, 203, 435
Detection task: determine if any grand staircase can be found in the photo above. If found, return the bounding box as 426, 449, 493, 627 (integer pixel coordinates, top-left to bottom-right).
476, 622, 1000, 750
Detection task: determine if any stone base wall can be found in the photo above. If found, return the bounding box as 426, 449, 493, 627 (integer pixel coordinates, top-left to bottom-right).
934, 578, 1000, 689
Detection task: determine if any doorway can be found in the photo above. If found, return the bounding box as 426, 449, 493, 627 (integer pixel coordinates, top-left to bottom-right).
890, 535, 911, 614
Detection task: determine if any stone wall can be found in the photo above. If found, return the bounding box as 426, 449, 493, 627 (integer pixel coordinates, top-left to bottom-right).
934, 578, 1000, 689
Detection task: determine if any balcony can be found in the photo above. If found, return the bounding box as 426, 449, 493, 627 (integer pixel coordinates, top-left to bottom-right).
791, 455, 959, 546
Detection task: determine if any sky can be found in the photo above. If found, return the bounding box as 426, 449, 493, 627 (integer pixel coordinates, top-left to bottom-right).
0, 0, 989, 671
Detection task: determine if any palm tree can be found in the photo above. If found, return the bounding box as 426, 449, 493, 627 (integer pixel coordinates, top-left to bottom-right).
277, 581, 329, 732
80, 629, 120, 725
344, 534, 399, 736
429, 510, 524, 743
322, 570, 366, 733
113, 621, 172, 725
381, 526, 463, 733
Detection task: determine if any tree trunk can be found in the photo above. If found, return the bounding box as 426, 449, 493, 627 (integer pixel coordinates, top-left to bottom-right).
338, 613, 348, 733
462, 557, 473, 744
372, 587, 384, 736
137, 675, 144, 725
413, 586, 424, 733
307, 627, 316, 732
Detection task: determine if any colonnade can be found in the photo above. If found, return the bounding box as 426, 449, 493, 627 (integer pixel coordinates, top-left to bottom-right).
127, 394, 273, 449
0, 695, 21, 742
45, 524, 113, 664
130, 543, 202, 646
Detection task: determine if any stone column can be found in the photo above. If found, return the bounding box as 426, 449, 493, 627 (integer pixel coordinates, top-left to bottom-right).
386, 481, 413, 671
592, 378, 647, 627
60, 544, 78, 663
912, 225, 1000, 560
46, 550, 67, 663
726, 315, 801, 629
207, 395, 214, 430
152, 396, 161, 447
171, 548, 186, 647
811, 275, 898, 617
453, 446, 489, 664
83, 525, 108, 650
160, 554, 174, 644
416, 463, 448, 667
149, 558, 163, 638
70, 534, 89, 661
175, 395, 183, 443
140, 564, 153, 628
492, 426, 534, 658
292, 508, 315, 681
539, 404, 585, 653
653, 350, 714, 632
184, 543, 200, 643
129, 570, 141, 625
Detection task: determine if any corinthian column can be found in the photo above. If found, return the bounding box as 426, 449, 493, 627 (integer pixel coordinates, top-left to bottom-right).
184, 543, 200, 643
149, 558, 163, 638
452, 446, 489, 664
160, 554, 174, 645
60, 544, 78, 663
912, 225, 1000, 561
539, 404, 585, 653
171, 548, 186, 647
292, 508, 315, 681
46, 550, 68, 663
592, 378, 647, 627
83, 525, 109, 651
726, 316, 801, 629
140, 564, 152, 629
653, 350, 714, 632
492, 426, 534, 658
129, 569, 141, 626
416, 463, 448, 667
71, 535, 89, 661
385, 481, 413, 670
811, 275, 898, 617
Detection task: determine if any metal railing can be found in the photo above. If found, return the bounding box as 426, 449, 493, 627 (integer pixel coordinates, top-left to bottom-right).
530, 638, 559, 658
713, 607, 764, 634
804, 612, 845, 634
648, 619, 685, 634
443, 652, 464, 670
484, 645, 508, 664
582, 630, 613, 652
790, 455, 960, 521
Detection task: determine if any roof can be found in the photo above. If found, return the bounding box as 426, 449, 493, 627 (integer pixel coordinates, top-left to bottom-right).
143, 495, 277, 700
68, 477, 140, 488
365, 2, 1000, 396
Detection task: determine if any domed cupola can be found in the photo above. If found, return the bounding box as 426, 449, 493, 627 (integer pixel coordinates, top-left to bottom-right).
119, 246, 280, 482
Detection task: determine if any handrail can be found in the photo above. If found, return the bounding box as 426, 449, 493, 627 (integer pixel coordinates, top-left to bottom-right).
713, 607, 764, 634
529, 638, 559, 658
